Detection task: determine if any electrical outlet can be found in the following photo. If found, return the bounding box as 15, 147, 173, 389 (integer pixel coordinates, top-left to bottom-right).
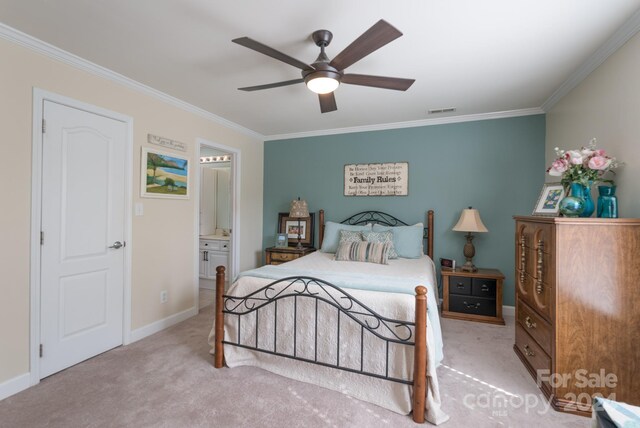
160, 290, 168, 304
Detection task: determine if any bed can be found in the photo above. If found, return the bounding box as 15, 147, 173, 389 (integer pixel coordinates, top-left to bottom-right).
209, 210, 448, 425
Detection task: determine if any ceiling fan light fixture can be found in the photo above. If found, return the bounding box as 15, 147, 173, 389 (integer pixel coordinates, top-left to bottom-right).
303, 68, 341, 94
306, 76, 340, 94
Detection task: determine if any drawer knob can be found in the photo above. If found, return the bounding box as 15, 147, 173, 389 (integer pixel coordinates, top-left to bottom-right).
463, 301, 480, 309
524, 316, 537, 329
456, 283, 465, 289
480, 284, 489, 292
523, 344, 535, 357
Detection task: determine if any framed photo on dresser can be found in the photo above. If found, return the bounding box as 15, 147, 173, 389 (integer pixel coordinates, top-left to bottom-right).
532, 182, 565, 216
278, 212, 315, 247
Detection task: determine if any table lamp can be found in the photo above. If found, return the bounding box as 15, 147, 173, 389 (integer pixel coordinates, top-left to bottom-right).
289, 197, 309, 249
452, 207, 488, 272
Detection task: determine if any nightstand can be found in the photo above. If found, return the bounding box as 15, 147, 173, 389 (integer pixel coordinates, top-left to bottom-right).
441, 268, 505, 325
265, 246, 316, 265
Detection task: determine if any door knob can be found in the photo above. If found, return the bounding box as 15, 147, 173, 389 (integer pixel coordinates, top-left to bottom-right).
108, 241, 124, 249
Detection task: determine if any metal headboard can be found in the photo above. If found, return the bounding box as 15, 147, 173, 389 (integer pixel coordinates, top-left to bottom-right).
318, 209, 434, 259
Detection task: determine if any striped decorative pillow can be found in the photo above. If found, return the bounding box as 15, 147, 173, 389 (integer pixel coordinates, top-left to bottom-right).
361, 230, 398, 259
334, 241, 391, 265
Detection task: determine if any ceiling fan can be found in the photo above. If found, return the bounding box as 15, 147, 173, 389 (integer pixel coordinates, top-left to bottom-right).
232, 19, 415, 113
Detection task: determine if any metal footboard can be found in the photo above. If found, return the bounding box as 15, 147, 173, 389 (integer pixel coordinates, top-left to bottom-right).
214, 266, 428, 423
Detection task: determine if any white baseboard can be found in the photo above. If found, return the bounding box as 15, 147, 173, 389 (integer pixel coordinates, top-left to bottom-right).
503, 305, 515, 317
0, 372, 31, 401
130, 306, 198, 343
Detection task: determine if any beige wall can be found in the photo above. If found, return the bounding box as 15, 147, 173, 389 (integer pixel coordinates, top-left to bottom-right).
0, 38, 264, 383
546, 31, 640, 217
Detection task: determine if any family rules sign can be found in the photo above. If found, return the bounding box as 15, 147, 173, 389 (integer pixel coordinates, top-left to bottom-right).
344, 162, 408, 196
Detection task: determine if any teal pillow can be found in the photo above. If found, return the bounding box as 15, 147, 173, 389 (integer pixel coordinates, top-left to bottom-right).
320, 222, 372, 253
372, 223, 423, 259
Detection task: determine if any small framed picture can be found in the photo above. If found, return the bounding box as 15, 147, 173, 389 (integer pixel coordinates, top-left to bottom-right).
278, 212, 315, 247
532, 182, 565, 216
275, 233, 288, 248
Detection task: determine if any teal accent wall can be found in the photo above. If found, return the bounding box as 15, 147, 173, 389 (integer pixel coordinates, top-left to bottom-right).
263, 115, 545, 306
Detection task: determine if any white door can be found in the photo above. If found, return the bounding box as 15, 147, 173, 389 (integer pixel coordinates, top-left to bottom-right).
40, 100, 127, 378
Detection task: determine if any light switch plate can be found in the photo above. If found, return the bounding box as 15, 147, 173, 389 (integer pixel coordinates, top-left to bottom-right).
135, 202, 144, 216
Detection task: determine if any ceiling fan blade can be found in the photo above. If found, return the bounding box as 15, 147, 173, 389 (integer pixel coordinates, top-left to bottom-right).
329, 20, 402, 71
342, 74, 415, 91
232, 37, 312, 71
238, 78, 304, 92
318, 92, 337, 113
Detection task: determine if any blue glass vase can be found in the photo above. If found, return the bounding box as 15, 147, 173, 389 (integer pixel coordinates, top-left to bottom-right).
580, 182, 595, 218
559, 182, 585, 217
597, 185, 618, 218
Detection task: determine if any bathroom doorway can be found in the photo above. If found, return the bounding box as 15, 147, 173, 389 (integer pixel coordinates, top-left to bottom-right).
196, 139, 240, 310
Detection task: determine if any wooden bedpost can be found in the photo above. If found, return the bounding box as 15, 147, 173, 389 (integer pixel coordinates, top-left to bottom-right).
319, 209, 325, 249
413, 285, 428, 423
214, 266, 225, 368
426, 210, 434, 260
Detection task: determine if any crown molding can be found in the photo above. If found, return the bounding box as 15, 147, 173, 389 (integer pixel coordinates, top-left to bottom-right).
0, 22, 263, 141
263, 108, 544, 141
541, 8, 640, 112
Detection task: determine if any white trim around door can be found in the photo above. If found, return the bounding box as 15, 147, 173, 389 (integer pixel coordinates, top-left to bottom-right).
30, 89, 133, 387
195, 138, 241, 296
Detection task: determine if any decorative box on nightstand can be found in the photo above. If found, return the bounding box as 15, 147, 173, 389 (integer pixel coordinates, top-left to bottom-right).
441, 268, 505, 325
265, 246, 316, 265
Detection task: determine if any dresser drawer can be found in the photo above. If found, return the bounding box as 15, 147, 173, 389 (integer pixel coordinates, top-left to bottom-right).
515, 323, 551, 379
449, 276, 471, 295
449, 295, 496, 317
269, 251, 297, 263
517, 222, 553, 254
471, 278, 496, 298
517, 298, 552, 356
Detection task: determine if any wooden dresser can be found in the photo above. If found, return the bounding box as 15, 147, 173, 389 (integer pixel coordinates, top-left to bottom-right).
514, 216, 640, 416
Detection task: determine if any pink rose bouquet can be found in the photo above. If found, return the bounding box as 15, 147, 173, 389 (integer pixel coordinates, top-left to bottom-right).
546, 138, 621, 187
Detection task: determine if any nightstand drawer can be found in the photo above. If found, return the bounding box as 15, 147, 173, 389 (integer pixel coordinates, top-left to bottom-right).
449, 276, 471, 295
471, 278, 496, 297
270, 252, 297, 263
449, 295, 496, 317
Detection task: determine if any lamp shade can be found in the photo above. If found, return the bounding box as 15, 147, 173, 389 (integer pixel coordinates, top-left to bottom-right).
289, 198, 309, 218
452, 207, 488, 233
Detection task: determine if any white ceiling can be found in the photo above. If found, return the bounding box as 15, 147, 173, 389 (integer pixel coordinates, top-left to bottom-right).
1, 1, 639, 138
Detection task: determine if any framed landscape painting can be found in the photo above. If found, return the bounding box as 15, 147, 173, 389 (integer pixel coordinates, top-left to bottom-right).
141, 147, 189, 199
532, 182, 565, 216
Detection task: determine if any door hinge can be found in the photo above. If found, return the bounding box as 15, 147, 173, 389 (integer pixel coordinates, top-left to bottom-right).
40, 231, 44, 245
39, 344, 43, 358
42, 119, 47, 134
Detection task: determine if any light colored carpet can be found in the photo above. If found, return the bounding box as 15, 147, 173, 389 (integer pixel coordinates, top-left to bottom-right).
199, 288, 215, 310
0, 306, 589, 427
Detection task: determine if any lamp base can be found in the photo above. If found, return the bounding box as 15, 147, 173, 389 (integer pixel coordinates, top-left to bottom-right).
460, 261, 478, 272
461, 232, 478, 272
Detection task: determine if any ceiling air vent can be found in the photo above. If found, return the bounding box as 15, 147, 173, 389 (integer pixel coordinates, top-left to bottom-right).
428, 107, 456, 114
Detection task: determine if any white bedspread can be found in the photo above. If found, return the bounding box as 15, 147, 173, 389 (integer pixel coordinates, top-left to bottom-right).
208, 252, 448, 425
